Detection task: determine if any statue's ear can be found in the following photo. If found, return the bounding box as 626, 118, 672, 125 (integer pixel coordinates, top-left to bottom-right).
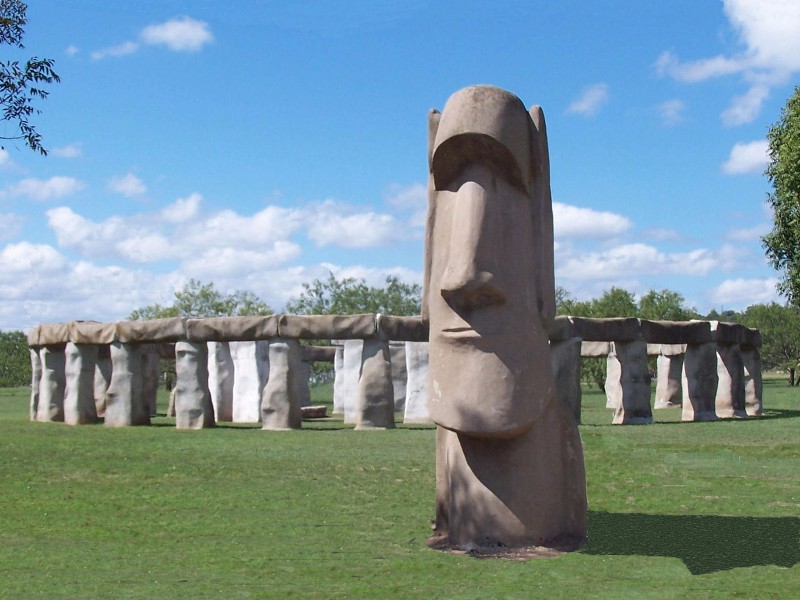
427, 109, 441, 169
422, 109, 441, 324
529, 105, 556, 324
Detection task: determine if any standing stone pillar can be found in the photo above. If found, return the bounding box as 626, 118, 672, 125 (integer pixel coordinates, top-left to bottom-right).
682, 342, 718, 422
207, 341, 234, 421
94, 345, 112, 418
342, 339, 363, 424
175, 341, 215, 429
230, 340, 270, 423
140, 345, 161, 417
63, 342, 100, 425
403, 341, 431, 424
742, 346, 763, 416
37, 345, 66, 422
297, 360, 312, 408
389, 342, 408, 412
654, 346, 684, 409
105, 342, 149, 427
550, 337, 582, 424
332, 344, 345, 415
355, 338, 395, 429
29, 348, 42, 421
609, 340, 652, 425
261, 339, 302, 430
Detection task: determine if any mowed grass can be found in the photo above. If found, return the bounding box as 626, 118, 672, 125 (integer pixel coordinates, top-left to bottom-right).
1, 377, 798, 599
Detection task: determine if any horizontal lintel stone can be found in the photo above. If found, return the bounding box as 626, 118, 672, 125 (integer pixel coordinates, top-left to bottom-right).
570, 317, 641, 342
301, 345, 337, 362
116, 318, 187, 343
185, 315, 278, 342
640, 319, 711, 344
69, 320, 116, 344
277, 313, 377, 339
376, 315, 429, 341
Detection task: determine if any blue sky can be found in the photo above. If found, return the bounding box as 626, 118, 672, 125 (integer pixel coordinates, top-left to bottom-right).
1, 0, 798, 330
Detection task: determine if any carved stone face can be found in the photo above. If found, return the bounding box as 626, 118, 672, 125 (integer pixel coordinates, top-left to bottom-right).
424, 86, 555, 439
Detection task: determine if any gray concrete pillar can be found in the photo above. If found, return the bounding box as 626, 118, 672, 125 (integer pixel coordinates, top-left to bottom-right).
609, 340, 652, 425
37, 345, 66, 422
29, 348, 42, 421
175, 341, 215, 429
654, 354, 683, 409
332, 344, 345, 415
207, 341, 234, 421
64, 342, 99, 425
550, 337, 582, 423
105, 342, 149, 427
342, 340, 363, 424
715, 343, 747, 419
681, 342, 718, 422
261, 339, 302, 430
94, 345, 112, 418
230, 340, 270, 423
741, 346, 763, 416
355, 338, 395, 430
403, 341, 431, 424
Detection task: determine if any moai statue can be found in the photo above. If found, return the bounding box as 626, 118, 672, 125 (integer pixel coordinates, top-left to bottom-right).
425, 86, 587, 551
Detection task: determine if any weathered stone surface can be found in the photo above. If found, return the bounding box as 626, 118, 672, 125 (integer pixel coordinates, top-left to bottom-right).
94, 345, 111, 418
376, 314, 429, 342
654, 354, 683, 409
610, 341, 652, 424
681, 342, 718, 422
301, 405, 327, 419
426, 86, 585, 550
581, 341, 611, 357
550, 337, 582, 423
715, 343, 747, 419
35, 323, 70, 346
741, 347, 763, 416
277, 313, 376, 339
740, 327, 762, 348
660, 343, 687, 357
37, 345, 66, 422
63, 343, 99, 425
68, 320, 115, 344
403, 341, 431, 424
546, 315, 576, 342
301, 345, 337, 362
261, 339, 302, 430
175, 341, 215, 429
711, 321, 744, 345
570, 317, 640, 342
29, 348, 41, 421
105, 342, 149, 427
185, 316, 278, 342
297, 359, 311, 408
230, 340, 269, 423
389, 342, 407, 412
207, 341, 234, 421
640, 319, 711, 345
332, 344, 345, 415
26, 325, 40, 347
116, 318, 186, 343
355, 339, 395, 429
342, 340, 363, 424
140, 345, 160, 417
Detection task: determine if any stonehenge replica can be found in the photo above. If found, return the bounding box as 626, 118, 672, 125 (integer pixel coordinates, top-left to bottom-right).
23, 83, 765, 556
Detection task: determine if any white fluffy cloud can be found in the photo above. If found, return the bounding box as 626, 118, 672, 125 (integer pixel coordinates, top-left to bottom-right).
566, 83, 609, 117
654, 0, 800, 124
92, 16, 213, 60
3, 176, 85, 201
553, 202, 632, 239
0, 213, 24, 242
384, 183, 427, 228
305, 200, 406, 247
52, 143, 83, 158
707, 277, 780, 306
108, 173, 147, 197
140, 17, 214, 52
722, 140, 769, 174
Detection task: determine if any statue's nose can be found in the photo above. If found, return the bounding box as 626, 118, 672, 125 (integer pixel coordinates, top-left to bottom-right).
439, 181, 506, 310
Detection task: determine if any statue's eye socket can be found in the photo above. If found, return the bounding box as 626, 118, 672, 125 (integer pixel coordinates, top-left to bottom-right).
432, 134, 528, 193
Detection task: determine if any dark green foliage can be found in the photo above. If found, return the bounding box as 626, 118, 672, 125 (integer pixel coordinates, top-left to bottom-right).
285, 272, 421, 316
735, 302, 800, 371
0, 330, 29, 386
129, 279, 273, 320
0, 0, 60, 155
763, 86, 800, 304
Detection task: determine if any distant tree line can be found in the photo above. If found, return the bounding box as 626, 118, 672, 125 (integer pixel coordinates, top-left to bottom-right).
1, 279, 798, 388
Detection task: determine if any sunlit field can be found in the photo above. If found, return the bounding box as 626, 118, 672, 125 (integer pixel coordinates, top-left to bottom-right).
1, 376, 798, 599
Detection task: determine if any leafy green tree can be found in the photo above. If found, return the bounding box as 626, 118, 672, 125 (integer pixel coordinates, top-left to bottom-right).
0, 330, 30, 387
638, 289, 698, 321
1, 0, 60, 155
285, 272, 421, 316
735, 302, 800, 375
129, 279, 273, 320
763, 86, 800, 304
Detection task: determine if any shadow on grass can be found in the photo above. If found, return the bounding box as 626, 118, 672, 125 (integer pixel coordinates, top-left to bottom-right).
760, 408, 800, 420
582, 510, 800, 575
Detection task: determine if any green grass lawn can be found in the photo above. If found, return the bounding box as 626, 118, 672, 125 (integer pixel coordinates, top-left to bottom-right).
1, 378, 798, 599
